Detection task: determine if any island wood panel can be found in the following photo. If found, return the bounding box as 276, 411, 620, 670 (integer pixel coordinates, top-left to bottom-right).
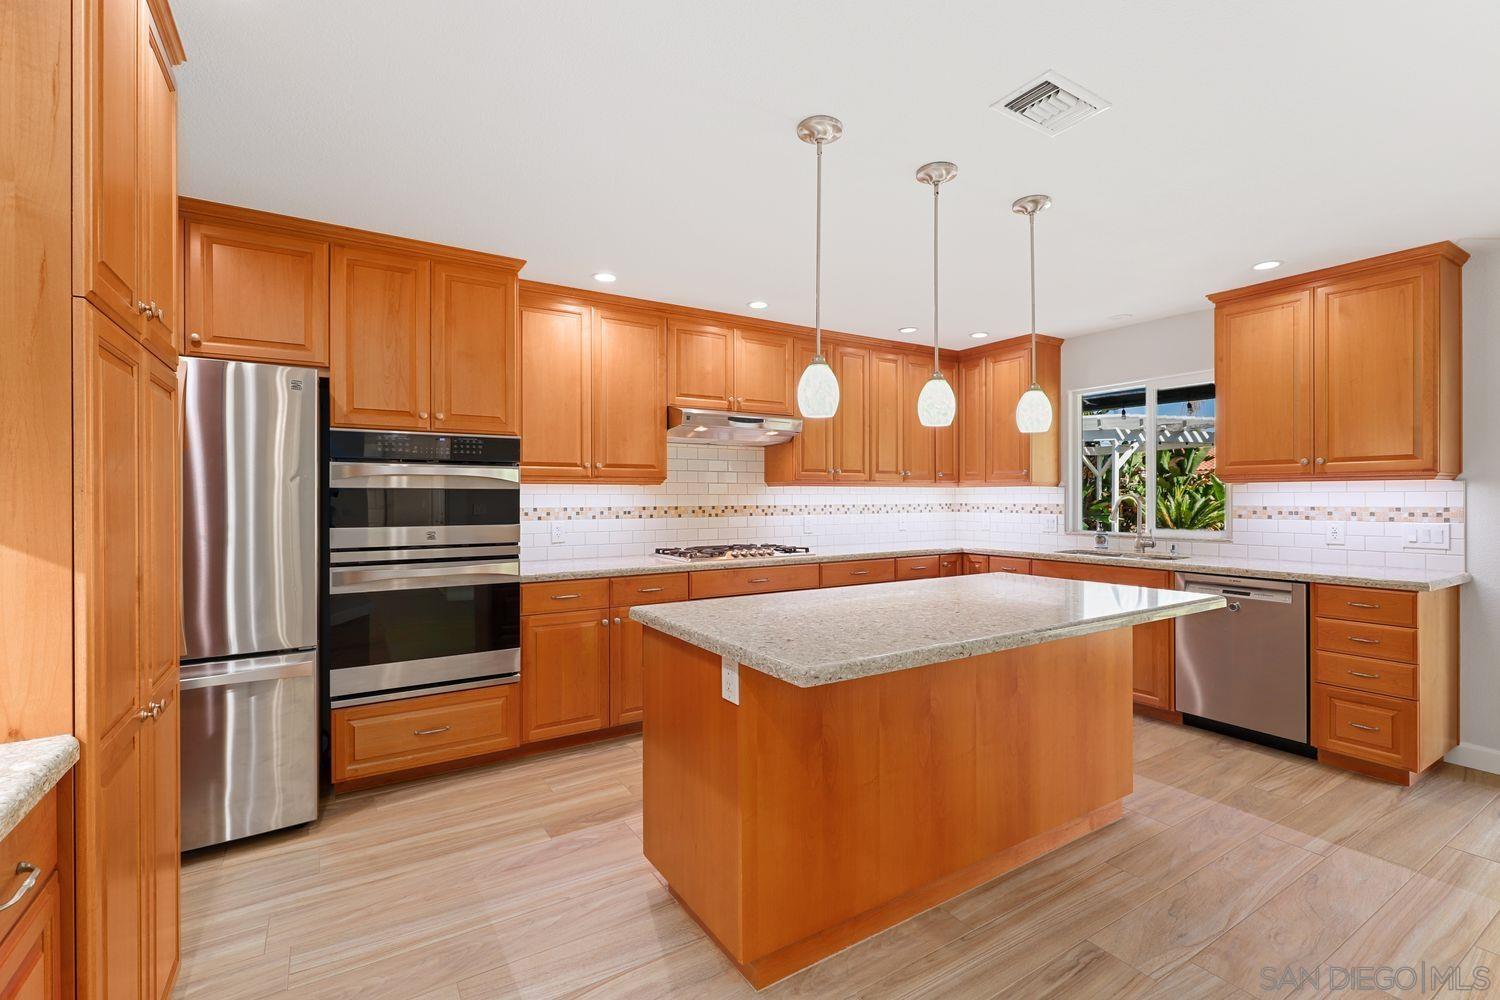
732, 329, 796, 415
519, 295, 593, 479
641, 626, 1132, 988
1213, 289, 1314, 480
430, 262, 519, 435
329, 244, 431, 430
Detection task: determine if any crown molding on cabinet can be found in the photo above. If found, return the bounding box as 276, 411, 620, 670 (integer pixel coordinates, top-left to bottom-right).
1207, 241, 1470, 304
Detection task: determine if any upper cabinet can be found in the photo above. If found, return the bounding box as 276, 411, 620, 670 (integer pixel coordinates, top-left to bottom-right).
77, 0, 181, 365
957, 339, 1061, 486
668, 320, 795, 414
1210, 243, 1466, 481
183, 215, 331, 366
830, 345, 871, 481
431, 262, 520, 436
522, 292, 667, 483
765, 340, 835, 483
329, 244, 432, 430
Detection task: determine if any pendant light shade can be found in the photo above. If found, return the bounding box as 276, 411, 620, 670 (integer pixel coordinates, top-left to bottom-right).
1012, 194, 1054, 434
915, 161, 958, 428
795, 115, 842, 419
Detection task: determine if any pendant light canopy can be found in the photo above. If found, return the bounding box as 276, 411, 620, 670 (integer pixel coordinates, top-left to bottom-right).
794, 115, 842, 420
1012, 194, 1054, 434
915, 161, 958, 428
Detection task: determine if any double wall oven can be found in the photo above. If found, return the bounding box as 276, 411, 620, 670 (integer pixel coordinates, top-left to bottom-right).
324, 430, 521, 709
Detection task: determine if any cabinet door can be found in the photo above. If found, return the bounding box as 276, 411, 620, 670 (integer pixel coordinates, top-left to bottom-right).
733, 329, 796, 414
78, 0, 145, 336
790, 340, 833, 481
521, 610, 610, 743
0, 874, 62, 1000
593, 307, 667, 481
984, 349, 1030, 483
330, 245, 431, 429
831, 345, 870, 481
667, 320, 733, 410
958, 358, 986, 482
142, 358, 178, 694
610, 607, 645, 726
935, 358, 959, 483
430, 262, 519, 435
869, 351, 906, 483
1214, 289, 1314, 480
144, 676, 179, 1000
1314, 263, 1439, 478
520, 296, 592, 479
902, 356, 936, 483
140, 26, 178, 361
184, 220, 331, 366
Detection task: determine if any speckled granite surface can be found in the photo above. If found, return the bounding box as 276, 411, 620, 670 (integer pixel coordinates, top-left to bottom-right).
631, 574, 1224, 687
521, 541, 1469, 591
0, 735, 78, 841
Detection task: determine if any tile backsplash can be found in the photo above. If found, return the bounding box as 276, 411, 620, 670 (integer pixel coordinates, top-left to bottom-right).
521, 444, 1466, 572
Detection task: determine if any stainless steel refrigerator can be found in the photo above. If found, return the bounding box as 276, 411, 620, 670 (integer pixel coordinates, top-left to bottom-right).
179, 358, 319, 850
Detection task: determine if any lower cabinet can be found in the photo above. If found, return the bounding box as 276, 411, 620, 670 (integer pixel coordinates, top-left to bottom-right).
610, 608, 646, 726
331, 686, 520, 784
895, 556, 941, 581
0, 875, 62, 1000
521, 609, 612, 743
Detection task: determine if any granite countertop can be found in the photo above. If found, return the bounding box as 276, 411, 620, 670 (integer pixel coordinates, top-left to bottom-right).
631, 574, 1224, 687
0, 735, 79, 841
520, 541, 1470, 592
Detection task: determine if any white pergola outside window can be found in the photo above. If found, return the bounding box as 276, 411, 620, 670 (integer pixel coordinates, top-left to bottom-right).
1066, 369, 1229, 540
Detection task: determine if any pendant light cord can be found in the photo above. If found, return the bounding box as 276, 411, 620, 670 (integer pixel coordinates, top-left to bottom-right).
814, 139, 823, 357
1028, 209, 1038, 384
932, 181, 941, 373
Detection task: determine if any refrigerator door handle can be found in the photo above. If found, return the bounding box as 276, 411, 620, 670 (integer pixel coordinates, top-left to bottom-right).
179, 650, 318, 690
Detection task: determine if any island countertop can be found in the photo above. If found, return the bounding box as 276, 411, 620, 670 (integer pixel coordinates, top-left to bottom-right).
631, 573, 1223, 687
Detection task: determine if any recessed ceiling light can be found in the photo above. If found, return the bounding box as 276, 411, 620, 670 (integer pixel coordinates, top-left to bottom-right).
592, 272, 617, 283
1252, 260, 1282, 271
898, 326, 918, 335
970, 331, 989, 340
747, 300, 768, 310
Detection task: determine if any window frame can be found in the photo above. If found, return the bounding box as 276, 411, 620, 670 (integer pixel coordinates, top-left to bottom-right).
1065, 368, 1230, 541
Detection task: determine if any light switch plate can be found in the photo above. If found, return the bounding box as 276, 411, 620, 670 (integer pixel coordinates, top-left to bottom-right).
1403, 523, 1450, 550
1325, 523, 1345, 545
720, 656, 740, 705
550, 522, 566, 544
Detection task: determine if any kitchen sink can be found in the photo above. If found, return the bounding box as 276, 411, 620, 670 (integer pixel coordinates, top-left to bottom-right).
1055, 548, 1189, 561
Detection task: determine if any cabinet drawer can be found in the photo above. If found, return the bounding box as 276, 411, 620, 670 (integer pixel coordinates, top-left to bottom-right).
895, 556, 941, 580
1314, 619, 1417, 664
1312, 683, 1417, 770
988, 556, 1031, 575
961, 554, 989, 575
1313, 650, 1418, 700
610, 573, 690, 607
938, 554, 961, 577
331, 685, 520, 782
1314, 585, 1416, 627
820, 559, 896, 588
690, 563, 820, 599
521, 577, 610, 614
0, 788, 58, 944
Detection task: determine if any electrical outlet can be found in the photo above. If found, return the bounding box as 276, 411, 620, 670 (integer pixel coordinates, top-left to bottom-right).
803, 515, 813, 535
550, 522, 566, 545
898, 518, 907, 532
1403, 523, 1450, 550
1325, 522, 1345, 546
720, 656, 740, 705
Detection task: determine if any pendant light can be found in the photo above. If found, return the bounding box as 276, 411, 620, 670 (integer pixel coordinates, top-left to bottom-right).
1012, 194, 1054, 433
914, 161, 958, 427
794, 115, 843, 419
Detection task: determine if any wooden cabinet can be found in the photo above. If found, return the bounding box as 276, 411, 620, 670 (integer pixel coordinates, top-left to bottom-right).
522, 293, 666, 483
0, 875, 62, 1000
938, 554, 961, 577
520, 609, 612, 743
895, 556, 941, 581
957, 341, 1061, 486
667, 321, 794, 415
688, 563, 820, 599
831, 345, 870, 481
988, 556, 1031, 575
141, 26, 177, 358
144, 675, 179, 1000
961, 553, 989, 575
901, 357, 936, 482
184, 217, 331, 365
331, 686, 520, 783
1209, 243, 1466, 482
427, 261, 520, 434
1030, 559, 1175, 712
870, 351, 906, 483
983, 349, 1030, 483
958, 358, 986, 482
820, 559, 896, 588
329, 244, 432, 430
610, 608, 646, 726
936, 358, 959, 482
765, 340, 834, 483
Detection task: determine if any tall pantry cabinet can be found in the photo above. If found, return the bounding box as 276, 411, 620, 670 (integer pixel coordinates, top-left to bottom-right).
4, 0, 186, 996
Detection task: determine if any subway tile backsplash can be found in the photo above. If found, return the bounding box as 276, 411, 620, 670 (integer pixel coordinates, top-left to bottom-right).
520, 444, 1466, 572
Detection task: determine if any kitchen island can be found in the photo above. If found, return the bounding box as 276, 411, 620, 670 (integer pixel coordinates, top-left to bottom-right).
631, 573, 1222, 988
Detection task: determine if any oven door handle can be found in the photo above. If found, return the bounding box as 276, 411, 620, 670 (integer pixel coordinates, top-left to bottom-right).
329, 462, 520, 490
330, 560, 520, 594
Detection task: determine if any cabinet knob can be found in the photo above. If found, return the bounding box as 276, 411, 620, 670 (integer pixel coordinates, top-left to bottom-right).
1315, 457, 1326, 465
834, 467, 843, 475
595, 462, 603, 469
614, 617, 621, 625
418, 411, 429, 420
435, 413, 446, 421
136, 300, 150, 314
601, 618, 609, 627
146, 300, 158, 318
189, 333, 202, 346
1299, 457, 1309, 465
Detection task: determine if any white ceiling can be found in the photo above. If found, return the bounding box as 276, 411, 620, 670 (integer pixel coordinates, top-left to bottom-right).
173, 0, 1500, 348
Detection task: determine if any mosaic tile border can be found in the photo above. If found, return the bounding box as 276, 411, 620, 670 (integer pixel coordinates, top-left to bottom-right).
1233, 505, 1464, 523
522, 501, 1462, 523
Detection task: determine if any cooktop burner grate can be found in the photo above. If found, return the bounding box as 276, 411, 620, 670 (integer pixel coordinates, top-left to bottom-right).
654, 544, 812, 562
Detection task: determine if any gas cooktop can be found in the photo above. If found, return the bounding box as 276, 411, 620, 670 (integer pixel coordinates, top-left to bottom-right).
654, 544, 812, 563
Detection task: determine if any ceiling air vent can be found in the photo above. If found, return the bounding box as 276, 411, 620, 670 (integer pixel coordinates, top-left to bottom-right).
992, 72, 1110, 136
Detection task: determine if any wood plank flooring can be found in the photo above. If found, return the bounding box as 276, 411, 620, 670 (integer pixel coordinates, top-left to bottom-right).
175, 718, 1500, 999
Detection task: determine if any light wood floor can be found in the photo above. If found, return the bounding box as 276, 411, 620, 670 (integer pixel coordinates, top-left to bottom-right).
176, 717, 1500, 999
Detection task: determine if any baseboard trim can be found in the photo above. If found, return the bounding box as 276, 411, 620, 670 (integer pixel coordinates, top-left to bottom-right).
1445, 741, 1500, 775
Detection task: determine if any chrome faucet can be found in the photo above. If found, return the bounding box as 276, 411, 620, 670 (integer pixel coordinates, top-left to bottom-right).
1110, 493, 1157, 553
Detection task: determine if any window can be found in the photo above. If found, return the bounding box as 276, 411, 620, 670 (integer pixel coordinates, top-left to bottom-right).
1071, 372, 1226, 537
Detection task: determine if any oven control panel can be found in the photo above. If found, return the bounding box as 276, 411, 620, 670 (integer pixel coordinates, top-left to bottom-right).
330, 430, 520, 465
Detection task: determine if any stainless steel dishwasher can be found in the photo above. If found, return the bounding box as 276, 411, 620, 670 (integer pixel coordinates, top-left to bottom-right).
1174, 573, 1309, 749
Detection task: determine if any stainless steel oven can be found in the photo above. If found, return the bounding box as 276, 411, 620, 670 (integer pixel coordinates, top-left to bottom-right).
324, 430, 521, 708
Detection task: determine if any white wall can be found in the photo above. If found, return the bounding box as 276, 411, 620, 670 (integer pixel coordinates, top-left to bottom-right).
1450, 246, 1500, 773
1061, 310, 1213, 396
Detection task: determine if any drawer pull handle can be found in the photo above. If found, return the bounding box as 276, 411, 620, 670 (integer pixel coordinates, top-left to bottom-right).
551, 593, 582, 600
413, 726, 451, 737
1347, 670, 1381, 679
748, 577, 770, 584
0, 863, 40, 912
1349, 722, 1380, 733
638, 586, 664, 593
1346, 636, 1380, 645
1347, 601, 1381, 609
850, 570, 870, 576
911, 565, 929, 571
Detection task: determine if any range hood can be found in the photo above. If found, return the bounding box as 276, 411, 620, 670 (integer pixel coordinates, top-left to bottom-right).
666, 406, 802, 446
